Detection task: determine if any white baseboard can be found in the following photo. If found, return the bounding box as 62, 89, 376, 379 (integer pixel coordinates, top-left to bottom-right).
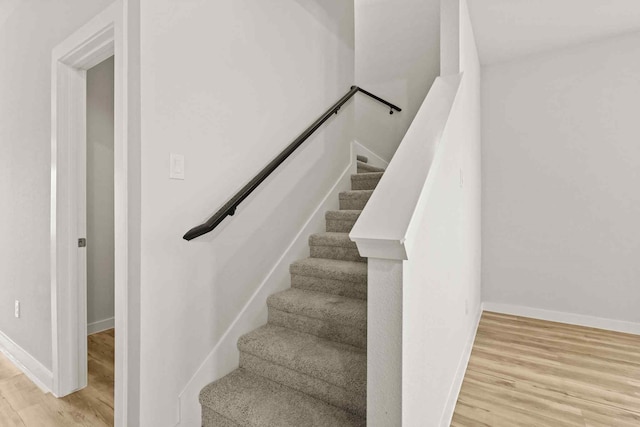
439, 305, 482, 427
483, 302, 640, 336
176, 156, 356, 426
0, 329, 53, 393
353, 140, 390, 169
88, 317, 115, 335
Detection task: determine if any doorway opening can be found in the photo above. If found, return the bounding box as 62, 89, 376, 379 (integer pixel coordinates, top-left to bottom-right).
51, 3, 131, 425
85, 55, 115, 422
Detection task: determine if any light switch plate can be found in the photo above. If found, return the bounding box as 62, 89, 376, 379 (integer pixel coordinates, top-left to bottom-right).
170, 153, 185, 180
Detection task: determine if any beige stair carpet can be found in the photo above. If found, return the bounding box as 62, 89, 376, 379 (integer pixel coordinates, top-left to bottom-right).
200, 159, 383, 426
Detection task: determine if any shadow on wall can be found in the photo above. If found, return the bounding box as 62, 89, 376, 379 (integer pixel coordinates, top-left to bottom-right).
355, 0, 441, 161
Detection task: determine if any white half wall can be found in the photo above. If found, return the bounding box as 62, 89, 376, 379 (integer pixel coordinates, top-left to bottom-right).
0, 0, 115, 372
482, 31, 640, 326
86, 56, 116, 331
403, 2, 482, 425
350, 1, 482, 423
355, 0, 441, 162
138, 1, 356, 425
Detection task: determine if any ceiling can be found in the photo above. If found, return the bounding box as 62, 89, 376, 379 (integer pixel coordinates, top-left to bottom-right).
467, 0, 640, 65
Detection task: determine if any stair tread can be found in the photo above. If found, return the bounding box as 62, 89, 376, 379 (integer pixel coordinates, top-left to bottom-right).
200, 369, 365, 427
356, 161, 385, 173
268, 288, 366, 327
238, 324, 366, 392
290, 258, 367, 283
339, 190, 374, 210
356, 154, 368, 163
350, 172, 384, 181
309, 232, 357, 248
339, 190, 374, 199
325, 210, 362, 220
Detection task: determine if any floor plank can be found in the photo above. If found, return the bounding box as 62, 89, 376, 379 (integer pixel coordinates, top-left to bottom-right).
452, 312, 640, 426
0, 330, 114, 427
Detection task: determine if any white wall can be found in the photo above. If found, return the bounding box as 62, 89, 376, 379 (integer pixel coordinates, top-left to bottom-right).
402, 1, 482, 425
86, 56, 115, 332
482, 32, 640, 326
0, 0, 114, 370
138, 1, 355, 424
355, 0, 441, 161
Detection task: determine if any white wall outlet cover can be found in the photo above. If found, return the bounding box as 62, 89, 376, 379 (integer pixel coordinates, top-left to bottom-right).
170, 154, 185, 180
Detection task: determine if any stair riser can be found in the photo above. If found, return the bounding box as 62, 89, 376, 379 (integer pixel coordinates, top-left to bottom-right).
268, 309, 366, 349
339, 196, 371, 211
310, 245, 366, 263
351, 176, 381, 191
291, 274, 367, 300
356, 162, 385, 173
202, 408, 241, 427
239, 352, 366, 418
326, 219, 358, 233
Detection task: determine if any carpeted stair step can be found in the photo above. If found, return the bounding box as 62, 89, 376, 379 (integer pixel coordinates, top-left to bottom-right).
200, 149, 381, 425
357, 160, 385, 173
356, 154, 368, 163
290, 257, 367, 286
238, 324, 367, 417
267, 288, 367, 348
325, 210, 361, 233
351, 172, 383, 191
339, 190, 374, 210
309, 232, 364, 263
290, 258, 367, 300
200, 369, 365, 427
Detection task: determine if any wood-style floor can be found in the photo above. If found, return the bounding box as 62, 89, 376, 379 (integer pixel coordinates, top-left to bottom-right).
452, 312, 640, 426
0, 329, 114, 426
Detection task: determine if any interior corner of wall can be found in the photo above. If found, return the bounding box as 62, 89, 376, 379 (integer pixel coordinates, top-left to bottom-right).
352, 140, 391, 167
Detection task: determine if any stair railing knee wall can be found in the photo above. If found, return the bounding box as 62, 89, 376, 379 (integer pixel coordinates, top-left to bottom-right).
183, 86, 401, 241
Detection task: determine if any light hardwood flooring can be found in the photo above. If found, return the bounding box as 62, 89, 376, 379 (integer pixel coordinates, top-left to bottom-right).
452, 312, 640, 426
0, 329, 114, 426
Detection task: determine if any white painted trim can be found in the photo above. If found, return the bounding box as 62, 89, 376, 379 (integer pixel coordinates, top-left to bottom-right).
483, 302, 640, 336
113, 1, 138, 425
0, 330, 53, 394
88, 318, 116, 335
176, 153, 356, 426
352, 140, 390, 169
350, 74, 462, 261
352, 237, 407, 261
51, 5, 130, 424
439, 306, 482, 426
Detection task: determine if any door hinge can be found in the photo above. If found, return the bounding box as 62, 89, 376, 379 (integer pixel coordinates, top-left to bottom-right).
78, 238, 87, 248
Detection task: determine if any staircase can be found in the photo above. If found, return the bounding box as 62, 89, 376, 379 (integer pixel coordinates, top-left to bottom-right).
199, 156, 385, 426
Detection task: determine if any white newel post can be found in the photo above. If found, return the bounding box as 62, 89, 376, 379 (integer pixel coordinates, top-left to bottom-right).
367, 257, 403, 426
349, 228, 407, 427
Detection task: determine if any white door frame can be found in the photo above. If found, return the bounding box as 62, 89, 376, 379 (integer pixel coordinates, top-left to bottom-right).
51, 1, 130, 424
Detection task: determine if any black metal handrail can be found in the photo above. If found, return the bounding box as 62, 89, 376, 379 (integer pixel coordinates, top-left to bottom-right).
183, 86, 401, 241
